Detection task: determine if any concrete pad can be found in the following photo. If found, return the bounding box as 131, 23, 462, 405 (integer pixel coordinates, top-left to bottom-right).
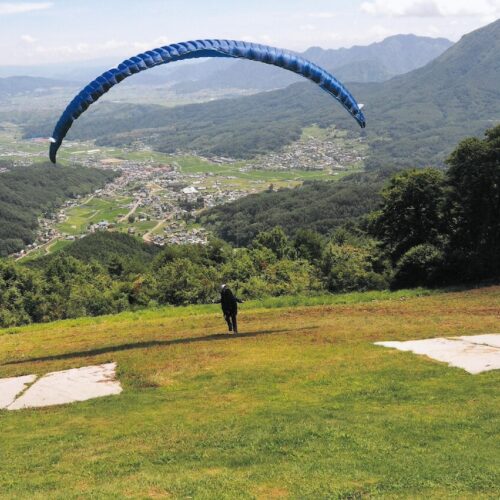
375, 334, 500, 374
0, 374, 37, 409
454, 334, 500, 349
7, 363, 122, 410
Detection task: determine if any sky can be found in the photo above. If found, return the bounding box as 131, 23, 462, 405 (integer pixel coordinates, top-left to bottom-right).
1, 0, 499, 66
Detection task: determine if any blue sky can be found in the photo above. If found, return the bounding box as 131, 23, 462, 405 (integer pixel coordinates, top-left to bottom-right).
1, 0, 499, 65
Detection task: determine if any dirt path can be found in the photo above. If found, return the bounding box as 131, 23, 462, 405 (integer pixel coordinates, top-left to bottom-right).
143, 215, 170, 242
119, 200, 140, 223
45, 238, 62, 254
16, 236, 60, 261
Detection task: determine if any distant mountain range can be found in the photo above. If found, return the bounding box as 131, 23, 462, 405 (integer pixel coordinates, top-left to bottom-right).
0, 34, 452, 91
362, 18, 500, 167
0, 57, 123, 83
20, 20, 500, 168
0, 76, 77, 97
168, 34, 453, 92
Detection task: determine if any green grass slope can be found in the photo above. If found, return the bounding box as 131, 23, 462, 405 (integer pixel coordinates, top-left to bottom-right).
0, 286, 498, 498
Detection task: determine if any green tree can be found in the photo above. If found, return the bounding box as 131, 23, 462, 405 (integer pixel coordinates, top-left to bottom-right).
320, 243, 388, 293
445, 125, 500, 279
252, 227, 293, 259
41, 255, 121, 320
293, 229, 323, 263
262, 258, 322, 296
371, 168, 446, 262
220, 249, 258, 284
392, 244, 444, 289
0, 259, 61, 326
154, 258, 220, 306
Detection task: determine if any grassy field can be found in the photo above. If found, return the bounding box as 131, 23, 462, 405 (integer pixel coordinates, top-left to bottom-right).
56, 196, 133, 235
1, 287, 499, 498
174, 155, 340, 185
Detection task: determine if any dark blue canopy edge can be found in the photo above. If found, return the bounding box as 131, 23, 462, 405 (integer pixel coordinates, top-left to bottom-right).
49, 39, 366, 162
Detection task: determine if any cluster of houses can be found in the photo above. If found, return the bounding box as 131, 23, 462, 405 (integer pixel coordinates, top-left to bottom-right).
162, 223, 209, 245
0, 150, 41, 167
12, 223, 60, 259
252, 135, 366, 171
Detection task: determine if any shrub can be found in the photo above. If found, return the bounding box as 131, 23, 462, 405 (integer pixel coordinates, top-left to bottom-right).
154, 258, 220, 306
321, 243, 388, 293
393, 244, 444, 289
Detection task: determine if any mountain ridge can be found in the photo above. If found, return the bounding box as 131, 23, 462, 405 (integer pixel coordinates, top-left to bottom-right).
362, 18, 500, 166
0, 76, 78, 97
0, 34, 452, 89
169, 34, 453, 92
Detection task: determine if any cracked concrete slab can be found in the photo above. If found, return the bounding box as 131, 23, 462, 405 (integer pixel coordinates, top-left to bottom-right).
6, 362, 122, 410
375, 334, 500, 374
453, 334, 500, 349
0, 374, 37, 409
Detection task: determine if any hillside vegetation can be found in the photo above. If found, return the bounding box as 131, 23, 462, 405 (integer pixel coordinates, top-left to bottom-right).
0, 164, 118, 256
0, 286, 498, 497
200, 170, 388, 246
21, 85, 328, 159
49, 230, 161, 269
363, 18, 500, 168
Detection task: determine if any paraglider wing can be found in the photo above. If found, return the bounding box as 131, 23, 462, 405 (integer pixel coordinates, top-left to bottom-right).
49, 39, 366, 163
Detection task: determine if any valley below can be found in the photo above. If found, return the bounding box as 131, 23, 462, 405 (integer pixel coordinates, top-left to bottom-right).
1, 122, 365, 259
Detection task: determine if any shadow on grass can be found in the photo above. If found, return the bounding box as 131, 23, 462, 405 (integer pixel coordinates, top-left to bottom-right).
3, 326, 319, 365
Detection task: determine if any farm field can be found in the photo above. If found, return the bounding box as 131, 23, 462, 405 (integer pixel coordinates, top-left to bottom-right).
0, 287, 499, 498
56, 196, 133, 235
174, 155, 340, 184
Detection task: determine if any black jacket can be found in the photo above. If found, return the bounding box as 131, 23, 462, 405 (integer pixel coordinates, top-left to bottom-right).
219, 288, 242, 313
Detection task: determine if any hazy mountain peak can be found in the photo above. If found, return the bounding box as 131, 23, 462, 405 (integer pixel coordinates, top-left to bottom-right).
167, 33, 454, 94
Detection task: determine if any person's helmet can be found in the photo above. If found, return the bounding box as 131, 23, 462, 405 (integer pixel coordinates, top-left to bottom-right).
221, 284, 227, 291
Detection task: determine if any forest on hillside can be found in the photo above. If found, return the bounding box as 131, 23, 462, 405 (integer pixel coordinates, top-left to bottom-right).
0, 164, 118, 257
199, 170, 391, 246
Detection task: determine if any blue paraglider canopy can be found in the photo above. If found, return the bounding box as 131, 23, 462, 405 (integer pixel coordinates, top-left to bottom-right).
49, 39, 366, 163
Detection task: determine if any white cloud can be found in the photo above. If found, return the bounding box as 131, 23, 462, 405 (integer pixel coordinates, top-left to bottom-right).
368, 25, 394, 38
0, 2, 52, 15
360, 0, 500, 17
238, 34, 275, 45
76, 43, 90, 53
103, 39, 129, 51
299, 24, 316, 32
31, 36, 174, 60
258, 34, 273, 44
21, 34, 37, 43
133, 36, 171, 52
155, 36, 170, 46
308, 12, 335, 19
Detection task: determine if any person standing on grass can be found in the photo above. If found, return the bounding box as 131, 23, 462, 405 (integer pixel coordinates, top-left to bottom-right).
218, 284, 243, 334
